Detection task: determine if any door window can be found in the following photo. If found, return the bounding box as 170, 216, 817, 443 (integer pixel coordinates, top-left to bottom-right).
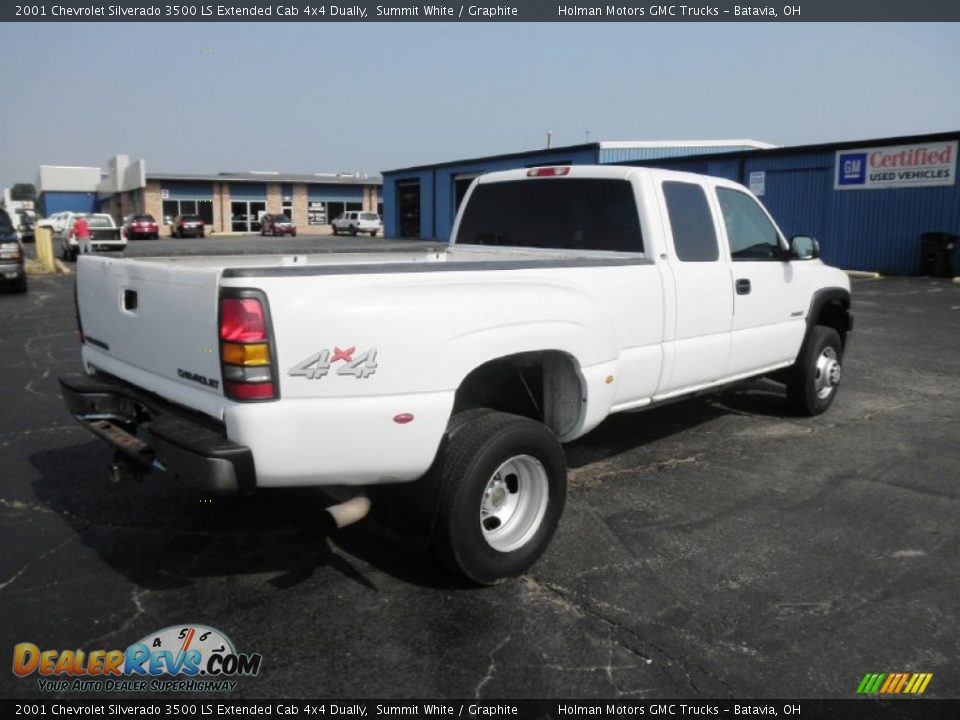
716, 188, 782, 260
662, 182, 718, 262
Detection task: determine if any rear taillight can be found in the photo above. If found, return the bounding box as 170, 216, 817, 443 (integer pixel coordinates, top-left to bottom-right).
219, 292, 278, 401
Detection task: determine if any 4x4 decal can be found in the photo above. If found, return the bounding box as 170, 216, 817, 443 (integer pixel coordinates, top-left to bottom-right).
288, 347, 378, 380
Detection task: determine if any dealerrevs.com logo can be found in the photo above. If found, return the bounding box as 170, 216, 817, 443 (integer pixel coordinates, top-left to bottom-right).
13, 624, 262, 693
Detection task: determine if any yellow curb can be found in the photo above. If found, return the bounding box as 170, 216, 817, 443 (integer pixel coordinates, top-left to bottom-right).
953, 276, 960, 285
54, 259, 74, 275
844, 270, 882, 280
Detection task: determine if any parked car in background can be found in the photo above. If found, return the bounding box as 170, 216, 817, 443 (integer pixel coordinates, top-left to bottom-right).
36, 211, 71, 235
123, 214, 159, 240
59, 214, 125, 261
12, 211, 35, 242
260, 214, 297, 237
332, 211, 382, 236
0, 209, 27, 293
171, 214, 205, 238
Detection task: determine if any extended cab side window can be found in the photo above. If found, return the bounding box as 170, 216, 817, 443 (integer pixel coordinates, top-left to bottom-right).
716, 188, 782, 260
662, 181, 719, 262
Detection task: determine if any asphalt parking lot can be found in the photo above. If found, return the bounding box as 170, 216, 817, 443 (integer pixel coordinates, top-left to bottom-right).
1, 240, 958, 700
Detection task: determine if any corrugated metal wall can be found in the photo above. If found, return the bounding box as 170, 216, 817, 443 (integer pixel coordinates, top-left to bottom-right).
39, 192, 98, 216
644, 145, 960, 275
383, 147, 597, 240
598, 145, 761, 164
383, 133, 960, 270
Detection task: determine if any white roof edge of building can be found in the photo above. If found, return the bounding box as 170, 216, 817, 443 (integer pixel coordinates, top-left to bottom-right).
38, 164, 103, 170
598, 139, 777, 150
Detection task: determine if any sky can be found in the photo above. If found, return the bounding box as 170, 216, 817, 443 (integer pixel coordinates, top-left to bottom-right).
1, 22, 959, 191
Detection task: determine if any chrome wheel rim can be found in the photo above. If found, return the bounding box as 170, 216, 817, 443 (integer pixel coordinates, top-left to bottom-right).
479, 455, 549, 553
814, 346, 842, 400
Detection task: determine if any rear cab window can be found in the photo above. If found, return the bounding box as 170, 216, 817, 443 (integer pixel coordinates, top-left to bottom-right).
662, 181, 720, 262
457, 178, 644, 253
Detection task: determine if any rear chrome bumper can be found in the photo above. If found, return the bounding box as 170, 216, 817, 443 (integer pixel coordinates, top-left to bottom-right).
59, 372, 255, 495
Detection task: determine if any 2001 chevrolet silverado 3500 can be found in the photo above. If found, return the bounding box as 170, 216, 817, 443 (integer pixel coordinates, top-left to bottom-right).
60, 166, 852, 583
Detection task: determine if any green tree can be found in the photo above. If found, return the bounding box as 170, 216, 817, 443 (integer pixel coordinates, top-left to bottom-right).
10, 183, 36, 202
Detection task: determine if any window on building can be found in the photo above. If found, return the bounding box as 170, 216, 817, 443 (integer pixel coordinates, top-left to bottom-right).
325, 202, 344, 223
662, 182, 719, 262
716, 188, 783, 260
162, 199, 212, 226
308, 201, 327, 226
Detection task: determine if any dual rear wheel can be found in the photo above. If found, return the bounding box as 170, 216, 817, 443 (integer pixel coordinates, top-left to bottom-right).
430, 411, 567, 585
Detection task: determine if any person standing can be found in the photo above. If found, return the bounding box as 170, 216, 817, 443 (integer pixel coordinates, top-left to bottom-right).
73, 214, 91, 256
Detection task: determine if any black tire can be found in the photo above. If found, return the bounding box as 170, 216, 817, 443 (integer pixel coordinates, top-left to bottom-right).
14, 275, 27, 293
199, 230, 204, 238
331, 225, 338, 236
68, 248, 78, 262
786, 326, 843, 416
350, 225, 358, 236
431, 410, 567, 585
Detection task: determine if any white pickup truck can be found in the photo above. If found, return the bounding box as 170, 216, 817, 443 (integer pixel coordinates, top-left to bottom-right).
60, 166, 852, 583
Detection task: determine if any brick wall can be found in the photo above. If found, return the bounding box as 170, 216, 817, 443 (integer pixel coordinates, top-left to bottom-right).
266, 183, 282, 215
213, 183, 230, 233
292, 184, 308, 231
144, 181, 165, 235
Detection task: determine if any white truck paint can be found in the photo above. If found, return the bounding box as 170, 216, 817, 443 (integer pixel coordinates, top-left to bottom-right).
61, 166, 852, 583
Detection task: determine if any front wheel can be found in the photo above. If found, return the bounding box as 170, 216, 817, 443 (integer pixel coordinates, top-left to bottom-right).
786, 326, 843, 416
431, 410, 567, 585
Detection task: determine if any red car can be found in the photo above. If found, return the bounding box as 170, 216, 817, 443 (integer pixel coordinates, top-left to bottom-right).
260, 214, 297, 236
123, 214, 159, 240
171, 214, 205, 238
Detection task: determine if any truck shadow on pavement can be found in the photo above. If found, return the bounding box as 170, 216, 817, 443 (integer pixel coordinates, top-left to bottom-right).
28, 382, 793, 593
28, 441, 461, 593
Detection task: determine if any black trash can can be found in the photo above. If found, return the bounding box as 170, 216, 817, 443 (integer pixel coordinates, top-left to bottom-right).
919, 232, 957, 278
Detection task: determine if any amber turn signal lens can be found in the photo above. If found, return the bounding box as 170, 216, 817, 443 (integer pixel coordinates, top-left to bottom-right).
221, 342, 270, 366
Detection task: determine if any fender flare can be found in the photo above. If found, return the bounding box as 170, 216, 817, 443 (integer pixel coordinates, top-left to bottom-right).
801, 287, 853, 354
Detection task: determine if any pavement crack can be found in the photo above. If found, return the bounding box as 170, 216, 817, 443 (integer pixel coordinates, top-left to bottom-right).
570, 456, 699, 487
79, 587, 149, 649
529, 577, 735, 698
0, 535, 78, 593
474, 634, 511, 699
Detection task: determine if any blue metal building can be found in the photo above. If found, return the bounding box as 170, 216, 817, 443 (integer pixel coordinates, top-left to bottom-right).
382, 131, 959, 275
381, 140, 772, 242
618, 131, 960, 275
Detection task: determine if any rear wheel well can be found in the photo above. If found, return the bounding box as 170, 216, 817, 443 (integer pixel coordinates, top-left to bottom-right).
452, 351, 583, 438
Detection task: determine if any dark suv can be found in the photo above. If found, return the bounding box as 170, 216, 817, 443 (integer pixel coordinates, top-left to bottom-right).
260, 214, 297, 237
0, 210, 27, 293
171, 215, 205, 238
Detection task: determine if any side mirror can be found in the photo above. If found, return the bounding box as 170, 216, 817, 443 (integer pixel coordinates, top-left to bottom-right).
789, 235, 820, 260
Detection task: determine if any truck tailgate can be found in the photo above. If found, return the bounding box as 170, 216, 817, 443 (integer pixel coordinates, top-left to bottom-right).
76, 256, 227, 419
